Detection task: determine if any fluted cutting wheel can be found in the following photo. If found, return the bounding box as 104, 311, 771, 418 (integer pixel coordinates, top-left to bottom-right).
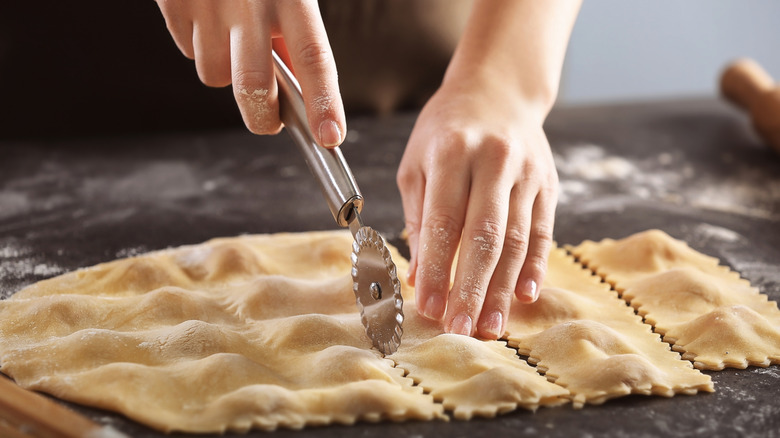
351, 227, 404, 355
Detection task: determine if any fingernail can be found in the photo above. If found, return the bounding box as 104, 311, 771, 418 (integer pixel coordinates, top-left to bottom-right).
521, 279, 538, 302
422, 295, 445, 321
447, 313, 473, 336
482, 311, 503, 339
318, 120, 342, 147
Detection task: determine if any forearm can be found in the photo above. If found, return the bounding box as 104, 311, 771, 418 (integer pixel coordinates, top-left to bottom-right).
443, 0, 581, 119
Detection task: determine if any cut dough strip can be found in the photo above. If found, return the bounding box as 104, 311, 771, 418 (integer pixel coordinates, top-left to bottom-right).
569, 229, 780, 370
389, 301, 570, 419
505, 246, 713, 408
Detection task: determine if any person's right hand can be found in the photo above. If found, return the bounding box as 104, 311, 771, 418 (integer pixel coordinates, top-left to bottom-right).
156, 0, 346, 147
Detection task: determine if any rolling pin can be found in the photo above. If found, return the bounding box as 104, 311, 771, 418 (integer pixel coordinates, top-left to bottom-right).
720, 58, 780, 154
0, 374, 127, 438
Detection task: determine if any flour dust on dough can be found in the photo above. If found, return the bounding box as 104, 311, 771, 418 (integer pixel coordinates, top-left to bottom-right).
570, 229, 780, 370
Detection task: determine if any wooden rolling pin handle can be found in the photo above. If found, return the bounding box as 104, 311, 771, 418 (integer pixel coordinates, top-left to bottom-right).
0, 374, 128, 438
720, 58, 775, 111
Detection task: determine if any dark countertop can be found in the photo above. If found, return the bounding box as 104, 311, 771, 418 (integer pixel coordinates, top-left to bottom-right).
1, 98, 779, 437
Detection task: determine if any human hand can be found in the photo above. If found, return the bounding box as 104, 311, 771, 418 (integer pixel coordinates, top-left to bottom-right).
397, 80, 559, 340
155, 0, 345, 147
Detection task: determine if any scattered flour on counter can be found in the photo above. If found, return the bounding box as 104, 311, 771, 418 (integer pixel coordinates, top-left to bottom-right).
0, 241, 66, 292
555, 145, 637, 181
557, 180, 587, 204
691, 223, 743, 244
687, 167, 780, 219
0, 245, 30, 258
555, 144, 687, 208
719, 249, 780, 288
555, 143, 780, 221
752, 367, 780, 379
0, 260, 65, 280
80, 161, 203, 203
115, 246, 149, 259
32, 263, 64, 276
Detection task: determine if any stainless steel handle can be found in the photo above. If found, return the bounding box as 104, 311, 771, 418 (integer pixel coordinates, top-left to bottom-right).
272, 51, 363, 227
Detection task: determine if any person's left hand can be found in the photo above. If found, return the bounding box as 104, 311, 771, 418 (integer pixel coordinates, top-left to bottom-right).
397, 79, 559, 340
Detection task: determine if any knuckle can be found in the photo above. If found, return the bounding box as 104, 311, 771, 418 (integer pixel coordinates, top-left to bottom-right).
470, 219, 504, 251
503, 227, 530, 257
404, 219, 421, 235
524, 257, 548, 278
232, 69, 273, 92
523, 246, 550, 277
491, 285, 516, 303
294, 37, 332, 71
531, 223, 555, 244
423, 210, 462, 242
518, 161, 542, 184
232, 71, 279, 134
483, 135, 514, 162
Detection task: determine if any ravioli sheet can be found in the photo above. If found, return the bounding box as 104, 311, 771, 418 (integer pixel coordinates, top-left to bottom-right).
505, 247, 714, 408
570, 229, 780, 370
1, 229, 764, 432
0, 232, 445, 433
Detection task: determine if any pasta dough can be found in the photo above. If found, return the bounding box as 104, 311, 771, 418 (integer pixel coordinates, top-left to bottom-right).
570, 229, 780, 370
0, 229, 766, 432
504, 247, 713, 408
0, 232, 445, 433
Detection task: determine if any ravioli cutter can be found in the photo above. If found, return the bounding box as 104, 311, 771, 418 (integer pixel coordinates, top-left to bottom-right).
272, 51, 403, 355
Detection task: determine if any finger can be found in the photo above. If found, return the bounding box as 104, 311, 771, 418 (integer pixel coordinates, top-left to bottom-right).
192, 9, 231, 87
414, 158, 470, 323
476, 185, 534, 339
445, 161, 512, 337
155, 0, 195, 58
277, 1, 345, 148
516, 184, 558, 303
396, 163, 426, 287
229, 18, 281, 135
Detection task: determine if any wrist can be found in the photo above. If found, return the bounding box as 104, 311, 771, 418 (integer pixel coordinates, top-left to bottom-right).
437, 67, 554, 126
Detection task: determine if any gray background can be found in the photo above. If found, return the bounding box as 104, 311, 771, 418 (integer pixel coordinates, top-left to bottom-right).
560, 0, 780, 104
